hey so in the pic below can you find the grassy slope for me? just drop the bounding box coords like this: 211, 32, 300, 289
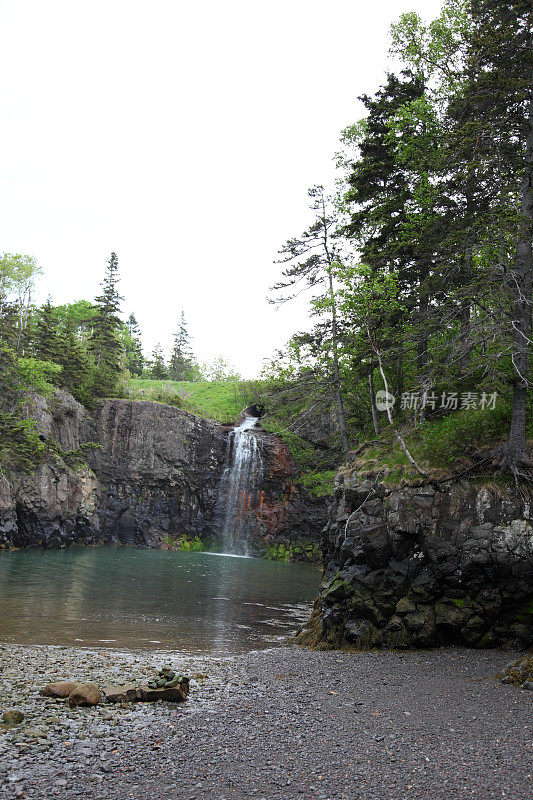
352, 404, 533, 485
127, 378, 254, 424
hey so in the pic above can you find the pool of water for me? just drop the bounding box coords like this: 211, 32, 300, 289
0, 547, 320, 654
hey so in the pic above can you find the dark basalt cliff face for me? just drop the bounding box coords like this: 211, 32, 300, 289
0, 392, 325, 556
297, 469, 533, 649
0, 393, 99, 549
93, 398, 227, 546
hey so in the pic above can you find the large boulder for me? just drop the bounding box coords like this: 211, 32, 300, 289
102, 679, 189, 703
68, 683, 101, 707
41, 681, 79, 698
2, 709, 24, 726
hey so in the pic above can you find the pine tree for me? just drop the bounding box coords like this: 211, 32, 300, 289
270, 186, 351, 459
90, 252, 124, 397
169, 311, 195, 381
341, 72, 429, 404
450, 0, 532, 476
124, 313, 144, 376
150, 343, 168, 379
34, 298, 64, 376
60, 318, 92, 402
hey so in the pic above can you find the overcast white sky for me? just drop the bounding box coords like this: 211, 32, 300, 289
0, 0, 443, 378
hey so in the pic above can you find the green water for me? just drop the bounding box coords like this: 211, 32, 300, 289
0, 547, 319, 654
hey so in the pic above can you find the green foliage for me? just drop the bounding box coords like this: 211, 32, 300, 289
54, 299, 97, 336
163, 534, 205, 551
123, 314, 144, 376
169, 311, 196, 381
200, 356, 242, 382
260, 420, 332, 471
180, 536, 205, 552
149, 385, 184, 408
0, 253, 41, 311
298, 470, 336, 498
354, 404, 521, 480
0, 415, 46, 473
262, 540, 321, 564
90, 252, 124, 398
17, 357, 62, 396
0, 346, 81, 474
149, 343, 168, 379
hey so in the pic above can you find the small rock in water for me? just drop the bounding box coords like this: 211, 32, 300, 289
2, 709, 24, 726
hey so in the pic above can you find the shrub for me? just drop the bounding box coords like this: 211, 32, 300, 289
415, 405, 511, 468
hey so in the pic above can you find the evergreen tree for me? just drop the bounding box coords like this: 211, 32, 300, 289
123, 313, 144, 376
449, 0, 532, 475
150, 343, 168, 379
169, 311, 195, 381
60, 318, 92, 403
270, 186, 351, 458
390, 0, 532, 476
90, 252, 124, 397
34, 298, 64, 374
341, 72, 431, 405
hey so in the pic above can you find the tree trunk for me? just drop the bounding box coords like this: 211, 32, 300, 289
395, 342, 404, 402
459, 297, 471, 376
328, 272, 351, 460
369, 369, 380, 435
503, 77, 533, 473
417, 292, 429, 423
366, 324, 427, 478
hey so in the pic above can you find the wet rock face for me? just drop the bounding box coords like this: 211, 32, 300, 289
245, 431, 327, 560
298, 472, 533, 649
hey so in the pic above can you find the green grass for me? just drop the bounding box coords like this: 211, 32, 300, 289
126, 379, 258, 424
299, 470, 337, 497
353, 403, 529, 481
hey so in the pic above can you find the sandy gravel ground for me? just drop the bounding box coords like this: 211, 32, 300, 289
0, 643, 531, 800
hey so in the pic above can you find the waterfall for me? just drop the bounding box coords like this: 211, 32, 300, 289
217, 415, 263, 556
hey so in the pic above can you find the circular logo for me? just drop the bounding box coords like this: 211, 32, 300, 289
375, 390, 395, 411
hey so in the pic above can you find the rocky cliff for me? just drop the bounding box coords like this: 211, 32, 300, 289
0, 392, 325, 557
93, 398, 227, 546
297, 469, 533, 649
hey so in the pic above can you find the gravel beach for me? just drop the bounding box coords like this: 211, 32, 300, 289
0, 643, 531, 800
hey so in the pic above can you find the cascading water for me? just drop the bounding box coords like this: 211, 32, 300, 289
216, 415, 263, 556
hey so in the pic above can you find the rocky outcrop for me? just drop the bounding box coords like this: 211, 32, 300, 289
297, 470, 533, 649
0, 392, 325, 556
0, 392, 99, 549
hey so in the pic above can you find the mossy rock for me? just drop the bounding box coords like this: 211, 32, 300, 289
322, 579, 353, 601
498, 655, 533, 687
2, 709, 24, 726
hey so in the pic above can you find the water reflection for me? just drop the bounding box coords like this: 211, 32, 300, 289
0, 547, 319, 654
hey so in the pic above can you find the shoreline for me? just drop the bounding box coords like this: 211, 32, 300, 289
1, 641, 531, 799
